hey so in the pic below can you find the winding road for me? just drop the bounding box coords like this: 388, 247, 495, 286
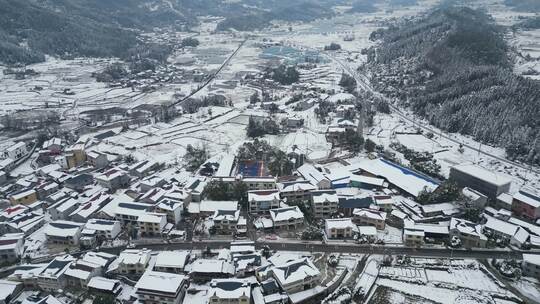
327, 52, 540, 176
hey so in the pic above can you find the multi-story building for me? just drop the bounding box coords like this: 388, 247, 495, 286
212, 210, 240, 234
403, 229, 424, 247
269, 207, 304, 230
135, 271, 188, 304
113, 202, 152, 224
277, 180, 316, 203
86, 151, 109, 169
115, 249, 151, 275
9, 189, 38, 206
37, 255, 75, 292
324, 218, 356, 239
96, 168, 130, 191
512, 188, 540, 221
84, 219, 121, 240
44, 221, 84, 245
0, 233, 24, 262
311, 190, 339, 219
208, 279, 251, 304
449, 164, 512, 199
352, 208, 387, 230
248, 190, 280, 214
153, 251, 190, 274
154, 199, 183, 225
137, 212, 167, 237
64, 259, 102, 288
4, 142, 27, 160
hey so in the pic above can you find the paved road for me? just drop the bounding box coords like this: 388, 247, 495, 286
327, 53, 540, 176
126, 240, 527, 260
169, 38, 247, 108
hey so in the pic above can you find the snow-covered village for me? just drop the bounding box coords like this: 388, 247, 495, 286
1, 0, 540, 304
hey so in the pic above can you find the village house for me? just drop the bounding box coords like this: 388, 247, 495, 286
135, 271, 189, 304
189, 259, 235, 283
115, 249, 152, 275
154, 199, 184, 225
153, 251, 191, 274
277, 180, 316, 203
64, 174, 94, 192
9, 189, 38, 206
129, 160, 160, 178
338, 196, 374, 217
84, 219, 121, 240
248, 189, 281, 214
213, 209, 241, 234
270, 258, 320, 293
44, 220, 84, 245
324, 218, 356, 239
0, 233, 24, 263
35, 181, 59, 200
296, 163, 331, 189
208, 279, 251, 304
449, 217, 487, 248
88, 276, 123, 296
64, 259, 102, 288
70, 192, 113, 223
5, 212, 45, 236
86, 151, 109, 169
269, 206, 304, 230
403, 228, 425, 247
36, 255, 75, 292
352, 208, 387, 230
96, 168, 130, 191
137, 212, 167, 237
4, 142, 27, 161
47, 197, 79, 220
512, 188, 540, 221
113, 201, 152, 224
311, 190, 339, 219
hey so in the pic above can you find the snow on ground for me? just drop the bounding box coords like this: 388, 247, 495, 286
510, 277, 540, 301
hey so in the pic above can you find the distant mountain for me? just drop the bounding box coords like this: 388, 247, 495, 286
215, 1, 335, 31
367, 7, 540, 165
504, 0, 540, 12
0, 0, 191, 65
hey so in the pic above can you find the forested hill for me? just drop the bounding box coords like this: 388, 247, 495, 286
0, 0, 191, 65
367, 7, 540, 166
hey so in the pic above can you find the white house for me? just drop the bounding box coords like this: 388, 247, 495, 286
311, 190, 339, 219
269, 206, 304, 230
84, 219, 121, 240
37, 255, 75, 292
271, 258, 320, 293
135, 271, 188, 304
5, 142, 27, 160
248, 190, 281, 214
44, 221, 84, 245
208, 279, 251, 304
153, 251, 191, 274
137, 212, 167, 236
114, 249, 152, 275
324, 218, 356, 239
